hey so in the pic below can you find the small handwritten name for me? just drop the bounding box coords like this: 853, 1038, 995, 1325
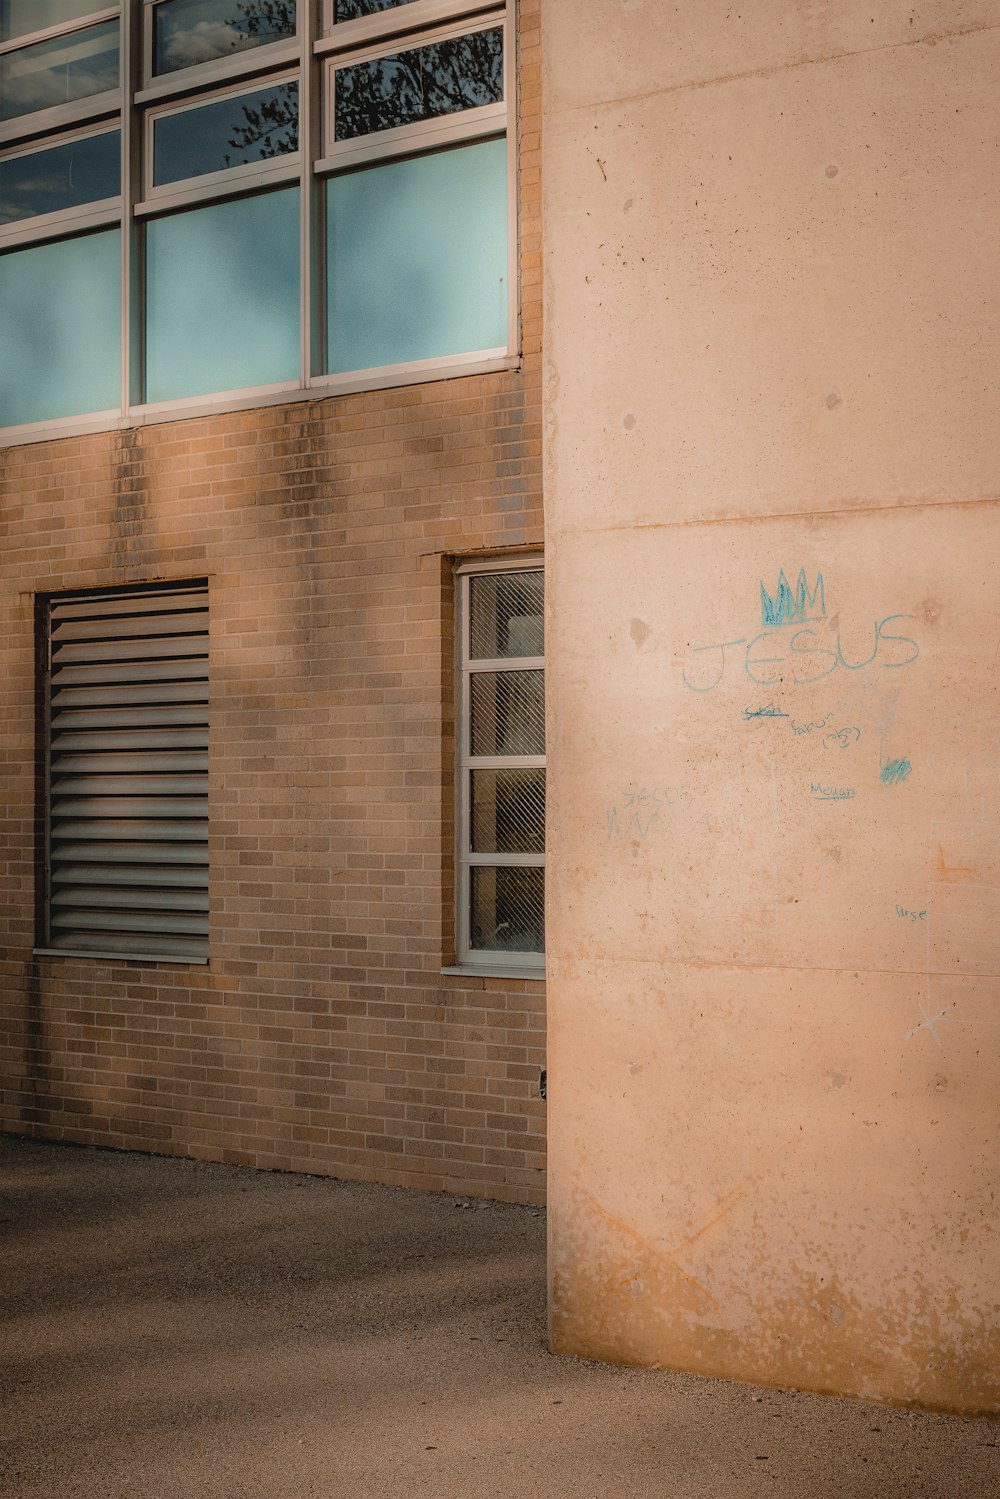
823, 725, 861, 750
791, 714, 831, 736
743, 703, 789, 720
896, 905, 927, 922
605, 784, 695, 842
617, 785, 693, 810
811, 783, 856, 802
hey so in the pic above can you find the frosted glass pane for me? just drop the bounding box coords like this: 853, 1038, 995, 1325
0, 229, 120, 427
145, 188, 299, 403
326, 138, 507, 374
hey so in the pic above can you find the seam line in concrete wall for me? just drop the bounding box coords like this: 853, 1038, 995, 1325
551, 494, 1000, 539
543, 21, 1000, 119
555, 957, 1000, 982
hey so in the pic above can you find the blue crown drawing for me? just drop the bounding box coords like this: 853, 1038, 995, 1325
759, 569, 826, 627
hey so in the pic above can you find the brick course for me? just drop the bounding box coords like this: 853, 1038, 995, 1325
0, 2, 545, 1206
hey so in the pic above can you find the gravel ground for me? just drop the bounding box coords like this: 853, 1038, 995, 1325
1, 1135, 996, 1499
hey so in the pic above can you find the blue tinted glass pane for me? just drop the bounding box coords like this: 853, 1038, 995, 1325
152, 82, 297, 185
334, 0, 417, 18
326, 138, 507, 374
0, 20, 118, 122
0, 131, 119, 224
0, 229, 120, 427
153, 0, 296, 76
145, 188, 299, 403
335, 28, 502, 141
0, 1, 105, 43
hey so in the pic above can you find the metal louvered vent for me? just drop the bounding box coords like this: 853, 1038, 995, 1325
45, 583, 209, 963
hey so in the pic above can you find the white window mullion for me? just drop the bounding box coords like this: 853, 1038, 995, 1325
121, 0, 139, 411
300, 0, 321, 383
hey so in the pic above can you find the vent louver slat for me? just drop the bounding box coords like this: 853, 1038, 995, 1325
47, 583, 209, 961
53, 775, 208, 795
53, 656, 208, 686
51, 746, 208, 767
52, 682, 208, 709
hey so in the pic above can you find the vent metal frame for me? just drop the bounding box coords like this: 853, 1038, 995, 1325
36, 577, 210, 966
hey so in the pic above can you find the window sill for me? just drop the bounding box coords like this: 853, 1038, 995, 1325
33, 948, 208, 967
0, 355, 521, 450
441, 962, 545, 982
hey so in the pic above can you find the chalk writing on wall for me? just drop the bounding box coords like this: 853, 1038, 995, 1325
810, 783, 855, 802
881, 757, 913, 784
682, 570, 920, 692
823, 726, 861, 750
742, 707, 865, 749
791, 715, 832, 736
605, 784, 696, 842
743, 703, 788, 720
760, 569, 826, 628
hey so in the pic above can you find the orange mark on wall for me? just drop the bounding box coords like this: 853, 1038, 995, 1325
934, 845, 975, 883
570, 1175, 731, 1329
667, 1134, 799, 1257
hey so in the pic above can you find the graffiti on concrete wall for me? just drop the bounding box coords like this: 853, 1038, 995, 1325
682, 569, 920, 694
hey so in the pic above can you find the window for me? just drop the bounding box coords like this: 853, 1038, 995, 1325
456, 559, 544, 972
40, 581, 209, 963
0, 2, 123, 426
0, 0, 515, 440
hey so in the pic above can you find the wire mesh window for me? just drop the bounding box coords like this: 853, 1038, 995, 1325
42, 580, 209, 963
457, 559, 543, 967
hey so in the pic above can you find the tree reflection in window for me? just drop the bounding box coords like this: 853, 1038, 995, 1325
227, 81, 297, 161
334, 27, 502, 142
153, 0, 296, 76
153, 81, 297, 184
334, 0, 418, 17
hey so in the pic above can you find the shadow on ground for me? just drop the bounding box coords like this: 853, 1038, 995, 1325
1, 1135, 996, 1499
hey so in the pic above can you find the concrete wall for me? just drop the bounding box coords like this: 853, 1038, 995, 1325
0, 3, 546, 1206
543, 1, 1000, 1409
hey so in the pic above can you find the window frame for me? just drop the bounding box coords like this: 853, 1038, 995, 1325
0, 6, 122, 148
0, 3, 119, 47
315, 4, 515, 385
450, 554, 545, 980
140, 0, 301, 93
0, 118, 121, 243
321, 12, 506, 167
0, 0, 518, 446
142, 66, 301, 201
319, 0, 498, 49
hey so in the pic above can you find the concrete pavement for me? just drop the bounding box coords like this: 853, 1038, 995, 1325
1, 1135, 996, 1498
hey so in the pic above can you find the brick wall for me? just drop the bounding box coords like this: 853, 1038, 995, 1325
0, 3, 545, 1206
